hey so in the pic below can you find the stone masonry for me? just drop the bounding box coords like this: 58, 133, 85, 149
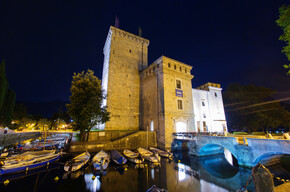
140, 56, 195, 149
101, 26, 149, 130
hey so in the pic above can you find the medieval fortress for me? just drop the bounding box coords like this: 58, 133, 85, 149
101, 26, 227, 148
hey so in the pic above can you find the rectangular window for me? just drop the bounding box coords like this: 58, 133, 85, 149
177, 100, 183, 110
176, 80, 181, 89
203, 121, 207, 132
197, 121, 201, 132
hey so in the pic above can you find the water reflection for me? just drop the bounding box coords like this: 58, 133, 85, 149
0, 152, 256, 192
200, 179, 229, 192
84, 173, 101, 192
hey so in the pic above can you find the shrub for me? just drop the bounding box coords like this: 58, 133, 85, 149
233, 132, 248, 135
251, 132, 265, 135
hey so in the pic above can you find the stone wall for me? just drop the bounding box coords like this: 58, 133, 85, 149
102, 26, 149, 131
88, 131, 137, 141
0, 132, 41, 147
70, 131, 157, 152
140, 56, 195, 149
162, 56, 195, 149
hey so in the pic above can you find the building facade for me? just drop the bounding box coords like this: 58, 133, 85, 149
192, 83, 227, 133
101, 26, 227, 148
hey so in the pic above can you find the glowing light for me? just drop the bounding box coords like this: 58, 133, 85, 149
176, 122, 187, 132
178, 163, 185, 181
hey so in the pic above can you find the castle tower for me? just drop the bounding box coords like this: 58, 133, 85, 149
140, 56, 195, 149
101, 26, 150, 130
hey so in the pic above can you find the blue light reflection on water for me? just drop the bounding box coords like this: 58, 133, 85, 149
0, 152, 254, 192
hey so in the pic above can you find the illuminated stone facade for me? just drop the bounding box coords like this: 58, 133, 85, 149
140, 56, 195, 148
101, 26, 227, 148
101, 26, 149, 130
192, 83, 227, 133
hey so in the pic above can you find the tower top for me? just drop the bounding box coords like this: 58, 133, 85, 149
104, 26, 150, 53
110, 26, 149, 45
196, 82, 222, 91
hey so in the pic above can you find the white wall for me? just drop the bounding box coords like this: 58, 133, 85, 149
192, 86, 227, 133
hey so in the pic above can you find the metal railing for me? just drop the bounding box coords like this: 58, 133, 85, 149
172, 132, 225, 140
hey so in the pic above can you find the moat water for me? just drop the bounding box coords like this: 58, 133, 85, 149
0, 151, 258, 192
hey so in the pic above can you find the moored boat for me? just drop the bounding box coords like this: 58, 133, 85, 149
92, 150, 110, 171
149, 147, 173, 158
123, 149, 143, 164
64, 152, 90, 172
138, 148, 160, 163
110, 150, 127, 165
0, 150, 60, 175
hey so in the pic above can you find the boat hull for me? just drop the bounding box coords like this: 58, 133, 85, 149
64, 152, 90, 172
111, 150, 127, 165
0, 154, 60, 176
92, 150, 110, 171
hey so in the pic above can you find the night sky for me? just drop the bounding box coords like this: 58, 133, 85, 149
1, 0, 290, 103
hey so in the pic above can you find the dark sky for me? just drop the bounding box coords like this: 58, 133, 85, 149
1, 0, 289, 103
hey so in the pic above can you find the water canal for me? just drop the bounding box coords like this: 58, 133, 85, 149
0, 150, 257, 192
1, 135, 290, 192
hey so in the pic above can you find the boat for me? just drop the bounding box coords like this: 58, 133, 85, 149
146, 185, 168, 192
110, 150, 127, 165
123, 149, 143, 164
64, 152, 90, 172
0, 150, 60, 175
149, 147, 173, 158
138, 148, 160, 163
0, 163, 60, 183
92, 150, 110, 171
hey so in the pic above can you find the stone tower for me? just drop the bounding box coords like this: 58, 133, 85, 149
140, 56, 195, 149
101, 26, 150, 130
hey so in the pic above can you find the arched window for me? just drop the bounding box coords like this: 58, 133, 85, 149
176, 122, 187, 132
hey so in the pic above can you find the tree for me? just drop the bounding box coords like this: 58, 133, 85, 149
66, 70, 110, 141
13, 103, 28, 120
276, 5, 290, 75
0, 60, 16, 126
51, 107, 71, 124
223, 83, 290, 133
16, 117, 36, 131
37, 118, 52, 131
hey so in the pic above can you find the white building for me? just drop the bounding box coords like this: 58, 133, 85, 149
192, 82, 227, 133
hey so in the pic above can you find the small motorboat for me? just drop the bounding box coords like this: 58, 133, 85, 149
92, 150, 110, 171
149, 147, 173, 158
64, 152, 90, 172
123, 149, 143, 164
0, 150, 60, 175
110, 150, 127, 165
138, 148, 160, 163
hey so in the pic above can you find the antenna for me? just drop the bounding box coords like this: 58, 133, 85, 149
115, 16, 119, 28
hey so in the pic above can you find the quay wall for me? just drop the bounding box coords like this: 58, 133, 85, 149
70, 131, 157, 152
0, 132, 41, 147
88, 131, 137, 141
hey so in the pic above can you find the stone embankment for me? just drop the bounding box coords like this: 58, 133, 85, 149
0, 132, 41, 147
70, 131, 157, 152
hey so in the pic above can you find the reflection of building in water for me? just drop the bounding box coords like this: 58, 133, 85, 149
166, 161, 201, 191
100, 168, 139, 191
101, 26, 227, 148
84, 173, 101, 192
200, 179, 229, 192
